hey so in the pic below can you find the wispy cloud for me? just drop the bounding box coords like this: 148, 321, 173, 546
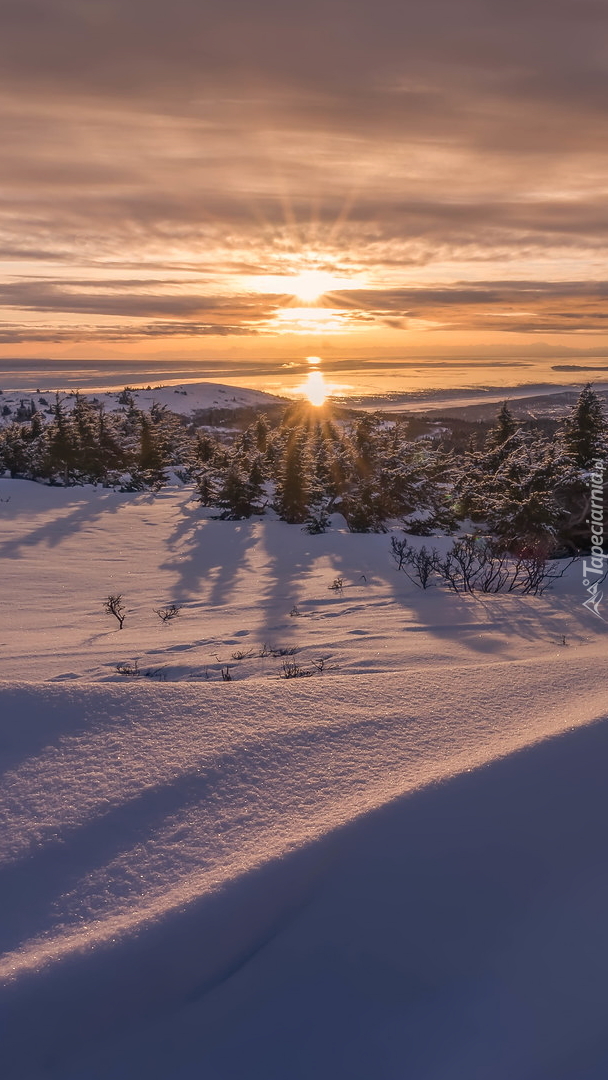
1, 0, 607, 358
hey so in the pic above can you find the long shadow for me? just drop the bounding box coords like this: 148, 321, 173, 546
254, 522, 491, 656
0, 710, 384, 957
0, 491, 126, 559
0, 762, 222, 957
0, 686, 131, 777
160, 507, 259, 607
251, 519, 313, 643
251, 517, 423, 644
350, 532, 603, 654
3, 718, 608, 1077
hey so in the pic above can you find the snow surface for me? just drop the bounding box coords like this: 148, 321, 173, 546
1, 477, 607, 1078
336, 381, 608, 414
0, 381, 283, 425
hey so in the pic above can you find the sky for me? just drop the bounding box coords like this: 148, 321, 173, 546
1, 0, 608, 390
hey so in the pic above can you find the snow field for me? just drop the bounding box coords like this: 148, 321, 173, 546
1, 475, 607, 1077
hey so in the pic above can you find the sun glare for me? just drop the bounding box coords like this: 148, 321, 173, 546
290, 270, 340, 303
301, 370, 328, 407
247, 269, 359, 304
275, 307, 346, 333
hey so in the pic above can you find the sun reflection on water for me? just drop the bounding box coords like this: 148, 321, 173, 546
302, 369, 328, 406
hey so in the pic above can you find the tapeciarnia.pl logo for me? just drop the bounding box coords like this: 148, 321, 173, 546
582, 459, 606, 620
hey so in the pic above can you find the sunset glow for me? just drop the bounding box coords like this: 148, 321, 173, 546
301, 369, 328, 406
275, 308, 349, 334
1, 4, 606, 1064
0, 0, 605, 390
289, 270, 348, 303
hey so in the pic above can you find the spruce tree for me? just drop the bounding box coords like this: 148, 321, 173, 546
275, 431, 311, 523
195, 432, 217, 465
560, 383, 608, 467
216, 459, 263, 519
136, 414, 166, 488
0, 423, 32, 477
46, 394, 77, 484
487, 402, 518, 449
254, 414, 269, 453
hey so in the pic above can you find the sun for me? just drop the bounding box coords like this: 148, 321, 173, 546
300, 370, 328, 406
247, 268, 358, 304
289, 270, 341, 303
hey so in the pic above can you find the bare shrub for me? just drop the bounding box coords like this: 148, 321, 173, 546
392, 534, 574, 596
390, 537, 436, 589
258, 643, 297, 658
104, 594, 126, 629
116, 659, 139, 676
311, 656, 332, 673
231, 647, 256, 660
221, 666, 233, 681
154, 604, 181, 623
280, 659, 313, 678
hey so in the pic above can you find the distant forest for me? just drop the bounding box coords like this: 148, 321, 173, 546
1, 384, 606, 555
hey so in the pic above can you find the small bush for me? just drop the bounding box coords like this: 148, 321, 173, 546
311, 656, 332, 673
280, 659, 313, 678
390, 538, 436, 589
154, 604, 181, 623
303, 509, 331, 534
104, 594, 126, 629
391, 534, 573, 596
259, 643, 298, 657
116, 659, 139, 676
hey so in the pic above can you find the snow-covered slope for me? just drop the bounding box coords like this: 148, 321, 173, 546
0, 381, 283, 426
1, 478, 607, 1078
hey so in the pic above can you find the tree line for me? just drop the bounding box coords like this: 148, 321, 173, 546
1, 384, 606, 554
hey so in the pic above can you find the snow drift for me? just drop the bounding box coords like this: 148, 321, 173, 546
1, 670, 608, 1078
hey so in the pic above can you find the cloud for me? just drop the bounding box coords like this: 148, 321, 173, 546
2, 278, 608, 339
0, 321, 259, 345
1, 0, 608, 354
329, 281, 608, 333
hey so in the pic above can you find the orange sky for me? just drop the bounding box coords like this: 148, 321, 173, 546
1, 0, 607, 379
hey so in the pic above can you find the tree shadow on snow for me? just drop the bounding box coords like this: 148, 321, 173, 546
160, 506, 260, 607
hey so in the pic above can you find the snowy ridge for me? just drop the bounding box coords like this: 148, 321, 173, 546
2, 479, 608, 1076
1, 675, 608, 1077
0, 380, 283, 426
1, 649, 606, 978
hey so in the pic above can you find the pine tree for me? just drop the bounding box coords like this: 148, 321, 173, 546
215, 458, 264, 519
72, 393, 102, 481
96, 405, 126, 482
46, 394, 77, 484
560, 384, 608, 467
275, 431, 312, 523
463, 431, 576, 549
135, 414, 166, 488
487, 401, 518, 449
195, 464, 220, 506
353, 414, 379, 473
0, 423, 33, 477
254, 414, 269, 453
194, 432, 218, 465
